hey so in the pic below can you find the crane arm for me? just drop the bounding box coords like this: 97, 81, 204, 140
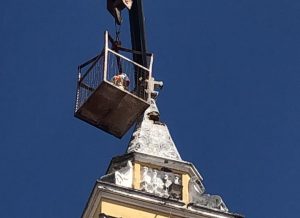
129, 0, 148, 98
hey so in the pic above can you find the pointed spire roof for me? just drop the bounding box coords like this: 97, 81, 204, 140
127, 99, 182, 161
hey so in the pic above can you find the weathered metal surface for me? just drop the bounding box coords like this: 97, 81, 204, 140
75, 81, 149, 138
127, 99, 182, 160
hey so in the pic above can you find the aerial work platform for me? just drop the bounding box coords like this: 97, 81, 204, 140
75, 31, 152, 138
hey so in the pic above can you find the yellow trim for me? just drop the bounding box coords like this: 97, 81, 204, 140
182, 174, 190, 205
133, 162, 141, 189
100, 198, 182, 218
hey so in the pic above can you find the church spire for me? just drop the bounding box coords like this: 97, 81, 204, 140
127, 99, 182, 161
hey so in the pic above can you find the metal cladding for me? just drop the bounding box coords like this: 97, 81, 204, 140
127, 99, 182, 161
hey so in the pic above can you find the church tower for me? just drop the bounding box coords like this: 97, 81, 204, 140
75, 1, 243, 218
81, 100, 243, 218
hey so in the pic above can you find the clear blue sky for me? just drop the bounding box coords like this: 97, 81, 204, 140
1, 1, 299, 217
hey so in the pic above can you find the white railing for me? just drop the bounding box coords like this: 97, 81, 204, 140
75, 31, 153, 112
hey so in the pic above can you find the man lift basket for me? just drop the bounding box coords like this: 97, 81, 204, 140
74, 31, 152, 138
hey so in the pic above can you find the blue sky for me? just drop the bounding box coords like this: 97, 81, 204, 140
1, 0, 300, 217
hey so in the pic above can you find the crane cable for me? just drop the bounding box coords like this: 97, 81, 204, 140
115, 21, 121, 44
114, 21, 123, 74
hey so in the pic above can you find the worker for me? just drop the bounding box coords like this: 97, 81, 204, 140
112, 72, 130, 90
